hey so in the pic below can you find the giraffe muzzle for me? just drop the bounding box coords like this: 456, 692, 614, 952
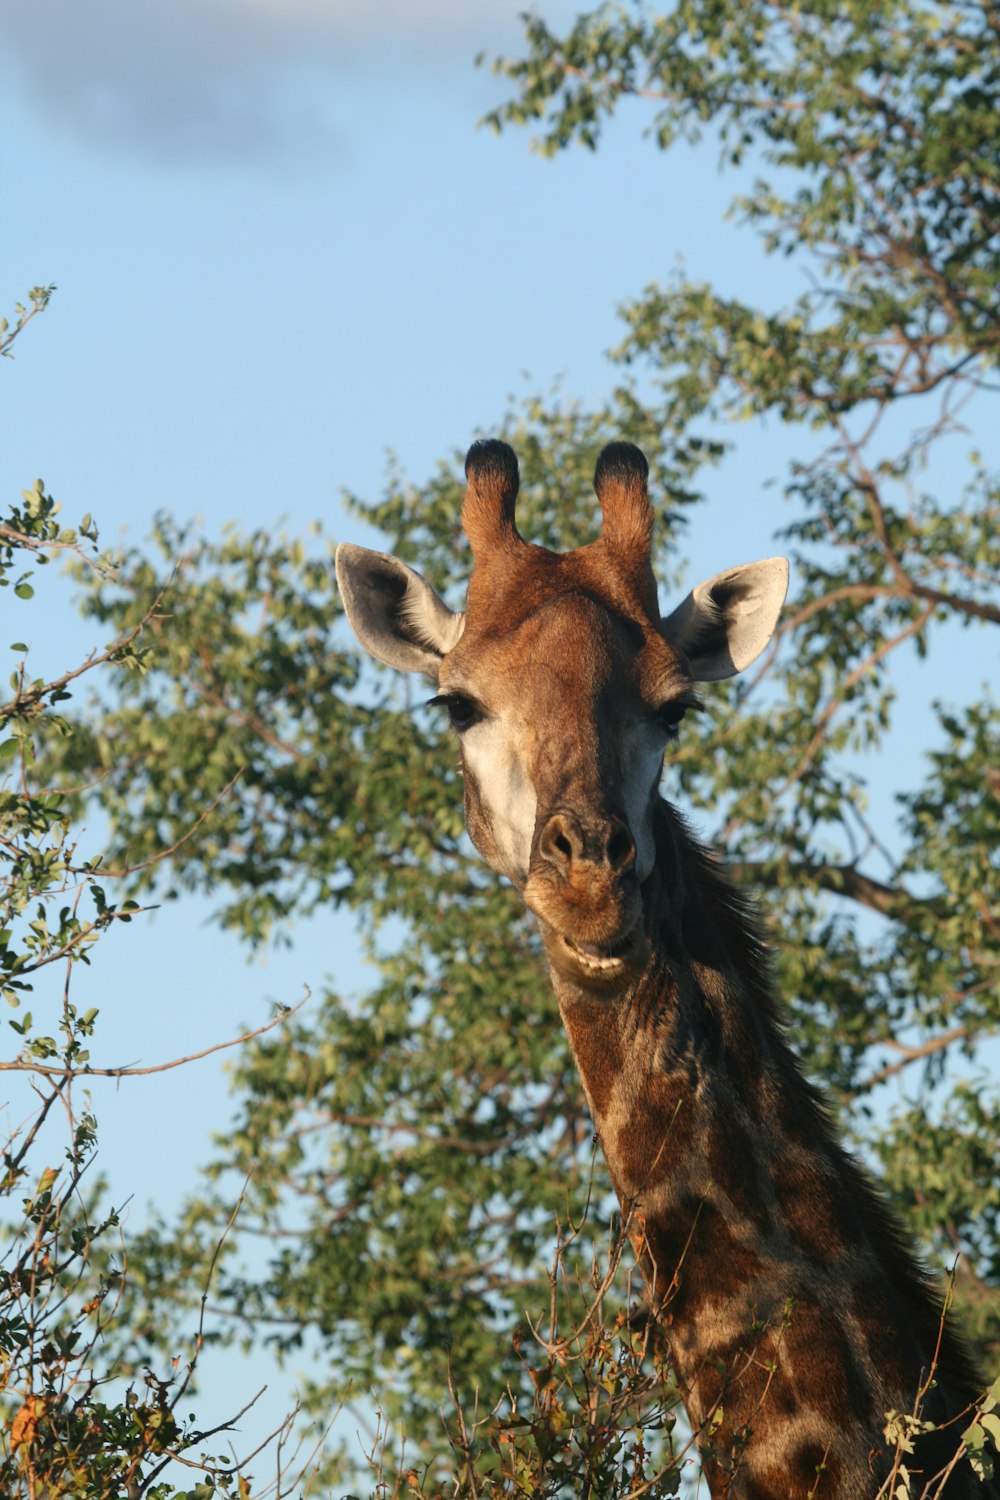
524, 808, 648, 991
541, 917, 649, 993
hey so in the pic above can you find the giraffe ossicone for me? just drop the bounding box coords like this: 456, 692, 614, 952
336, 439, 990, 1499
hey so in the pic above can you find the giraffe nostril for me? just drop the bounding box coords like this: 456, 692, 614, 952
606, 822, 636, 872
538, 811, 585, 873
539, 810, 635, 875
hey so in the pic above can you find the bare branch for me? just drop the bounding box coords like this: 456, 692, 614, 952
782, 603, 936, 788
67, 770, 245, 880
856, 1025, 974, 1093
0, 996, 305, 1080
726, 859, 944, 923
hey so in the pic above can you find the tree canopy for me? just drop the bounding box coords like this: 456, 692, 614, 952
8, 0, 1000, 1490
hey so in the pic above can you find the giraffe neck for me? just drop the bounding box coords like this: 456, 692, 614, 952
549, 802, 983, 1499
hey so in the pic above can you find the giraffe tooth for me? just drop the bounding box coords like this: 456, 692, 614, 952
562, 935, 626, 970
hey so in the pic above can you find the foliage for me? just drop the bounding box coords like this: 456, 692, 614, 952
21, 0, 1000, 1488
0, 302, 321, 1497
45, 399, 702, 1457
351, 1217, 685, 1500
965, 1373, 1000, 1486
485, 0, 1000, 1349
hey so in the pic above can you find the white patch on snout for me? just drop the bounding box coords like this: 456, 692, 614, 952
460, 717, 537, 884
618, 724, 667, 882
461, 713, 664, 888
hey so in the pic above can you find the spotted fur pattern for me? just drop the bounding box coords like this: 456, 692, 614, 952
556, 803, 989, 1498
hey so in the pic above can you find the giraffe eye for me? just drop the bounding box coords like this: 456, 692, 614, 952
655, 703, 686, 740
428, 693, 483, 733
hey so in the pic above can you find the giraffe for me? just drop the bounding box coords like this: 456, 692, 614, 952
336, 439, 990, 1498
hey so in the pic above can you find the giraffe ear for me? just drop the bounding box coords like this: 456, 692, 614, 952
661, 557, 789, 682
336, 543, 465, 680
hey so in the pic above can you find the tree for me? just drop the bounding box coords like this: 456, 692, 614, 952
482, 0, 1000, 1343
0, 294, 322, 1499
38, 0, 1000, 1486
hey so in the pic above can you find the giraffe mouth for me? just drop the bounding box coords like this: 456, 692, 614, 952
525, 882, 647, 990
561, 932, 635, 972
545, 920, 648, 991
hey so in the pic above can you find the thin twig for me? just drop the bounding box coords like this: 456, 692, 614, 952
1, 579, 174, 722
0, 996, 305, 1079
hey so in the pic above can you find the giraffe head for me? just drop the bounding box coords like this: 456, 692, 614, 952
336, 440, 787, 994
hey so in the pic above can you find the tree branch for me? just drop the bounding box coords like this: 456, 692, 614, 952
782, 603, 936, 787
0, 997, 305, 1080
726, 859, 944, 923
855, 1025, 971, 1092
1, 581, 173, 722
0, 521, 112, 579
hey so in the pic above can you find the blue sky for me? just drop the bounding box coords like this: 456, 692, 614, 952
3, 0, 995, 1480
4, 0, 800, 556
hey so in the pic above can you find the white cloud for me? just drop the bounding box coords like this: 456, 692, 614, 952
207, 0, 514, 30
2, 0, 534, 162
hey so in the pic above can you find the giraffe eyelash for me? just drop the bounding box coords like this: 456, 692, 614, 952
655, 692, 702, 739
428, 692, 484, 733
